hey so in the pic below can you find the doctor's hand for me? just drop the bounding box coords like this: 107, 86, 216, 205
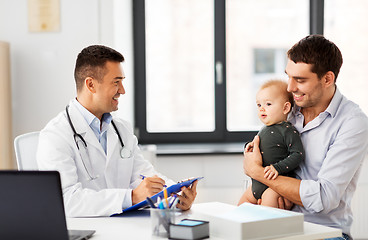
132, 175, 165, 205
176, 180, 198, 211
243, 135, 263, 179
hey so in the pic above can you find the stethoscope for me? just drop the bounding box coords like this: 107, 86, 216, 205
65, 105, 132, 180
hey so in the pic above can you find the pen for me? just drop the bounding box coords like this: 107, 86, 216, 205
146, 197, 156, 208
163, 188, 169, 208
170, 197, 180, 209
169, 195, 178, 208
158, 201, 165, 209
140, 174, 167, 187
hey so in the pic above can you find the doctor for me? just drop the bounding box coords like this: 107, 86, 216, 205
37, 45, 198, 217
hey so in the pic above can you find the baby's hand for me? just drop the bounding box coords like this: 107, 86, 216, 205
264, 165, 279, 180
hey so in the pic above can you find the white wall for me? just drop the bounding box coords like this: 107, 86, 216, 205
154, 154, 247, 206
0, 0, 134, 161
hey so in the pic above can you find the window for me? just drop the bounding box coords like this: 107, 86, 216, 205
324, 0, 368, 115
133, 0, 312, 144
254, 49, 278, 74
226, 0, 308, 132
145, 0, 215, 133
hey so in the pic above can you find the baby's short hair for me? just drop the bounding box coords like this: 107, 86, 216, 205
259, 80, 294, 108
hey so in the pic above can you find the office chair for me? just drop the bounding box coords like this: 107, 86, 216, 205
14, 131, 40, 170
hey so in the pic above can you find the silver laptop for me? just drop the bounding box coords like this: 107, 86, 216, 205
0, 170, 95, 240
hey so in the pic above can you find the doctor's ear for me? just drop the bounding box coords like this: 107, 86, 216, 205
85, 77, 97, 93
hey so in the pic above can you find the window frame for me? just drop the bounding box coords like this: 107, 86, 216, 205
133, 0, 323, 144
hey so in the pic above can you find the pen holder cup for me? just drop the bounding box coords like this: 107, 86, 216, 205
150, 208, 181, 238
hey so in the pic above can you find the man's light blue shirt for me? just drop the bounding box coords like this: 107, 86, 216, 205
72, 99, 112, 154
288, 88, 368, 236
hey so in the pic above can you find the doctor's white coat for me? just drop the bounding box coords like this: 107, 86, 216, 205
37, 100, 174, 217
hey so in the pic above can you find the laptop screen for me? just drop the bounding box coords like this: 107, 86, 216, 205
0, 171, 70, 240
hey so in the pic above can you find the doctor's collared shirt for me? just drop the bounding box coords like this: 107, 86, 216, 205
288, 88, 368, 236
72, 99, 134, 209
72, 99, 112, 154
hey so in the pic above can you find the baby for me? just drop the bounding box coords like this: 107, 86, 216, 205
238, 80, 304, 207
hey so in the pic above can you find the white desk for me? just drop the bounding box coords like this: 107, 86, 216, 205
67, 204, 342, 240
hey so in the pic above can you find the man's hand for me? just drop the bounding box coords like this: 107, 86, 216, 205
257, 196, 294, 210
244, 141, 254, 152
264, 165, 279, 180
243, 135, 263, 178
176, 180, 198, 211
132, 175, 165, 205
277, 196, 294, 210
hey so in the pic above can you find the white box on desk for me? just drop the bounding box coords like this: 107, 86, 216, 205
190, 202, 304, 240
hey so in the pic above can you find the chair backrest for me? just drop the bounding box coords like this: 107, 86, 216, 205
14, 132, 40, 170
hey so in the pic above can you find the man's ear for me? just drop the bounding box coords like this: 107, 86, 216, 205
85, 77, 96, 93
323, 71, 335, 87
283, 101, 292, 115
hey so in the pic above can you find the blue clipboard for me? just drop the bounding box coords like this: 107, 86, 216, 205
118, 177, 203, 214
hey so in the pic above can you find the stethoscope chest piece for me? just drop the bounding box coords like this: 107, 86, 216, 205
121, 147, 132, 158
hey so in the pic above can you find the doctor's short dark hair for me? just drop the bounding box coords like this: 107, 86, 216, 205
287, 35, 343, 82
74, 45, 124, 92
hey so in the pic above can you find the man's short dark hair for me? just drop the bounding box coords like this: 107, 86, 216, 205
74, 45, 124, 91
287, 35, 343, 81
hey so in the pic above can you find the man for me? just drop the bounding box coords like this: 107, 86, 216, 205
243, 35, 368, 239
37, 45, 197, 217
